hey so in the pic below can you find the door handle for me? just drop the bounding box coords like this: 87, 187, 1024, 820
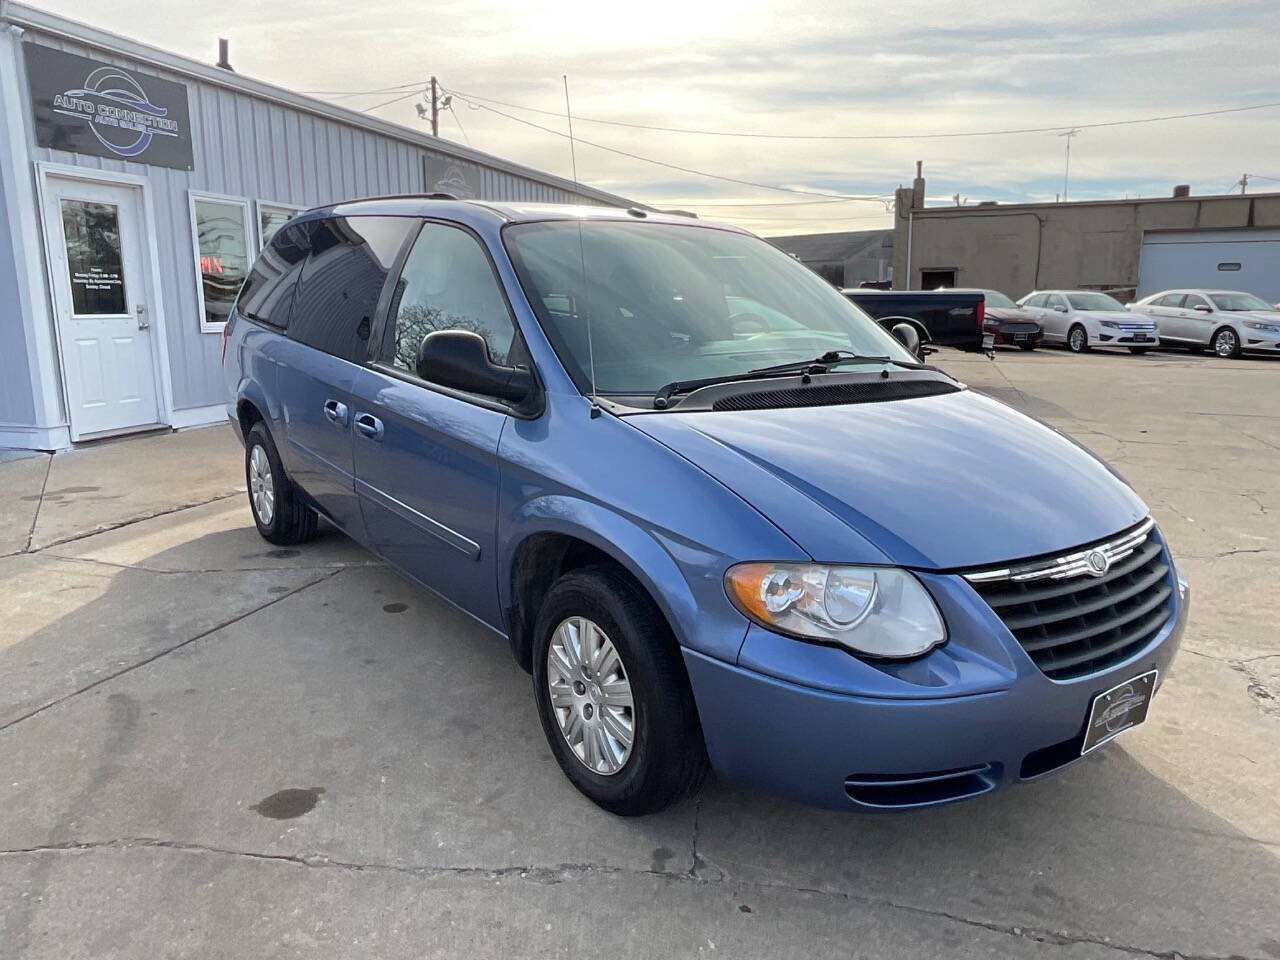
136, 303, 150, 330
354, 412, 384, 441
323, 399, 349, 426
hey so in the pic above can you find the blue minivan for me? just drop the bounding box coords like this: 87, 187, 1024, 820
224, 198, 1188, 815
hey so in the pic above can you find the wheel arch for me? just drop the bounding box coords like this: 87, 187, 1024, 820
501, 499, 707, 674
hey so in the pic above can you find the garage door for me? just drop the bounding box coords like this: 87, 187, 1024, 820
1137, 228, 1280, 303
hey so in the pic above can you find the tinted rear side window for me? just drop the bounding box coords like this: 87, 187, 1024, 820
288, 216, 416, 363
235, 222, 309, 329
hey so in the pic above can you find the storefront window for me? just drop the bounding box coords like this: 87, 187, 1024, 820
191, 196, 249, 331
258, 203, 300, 251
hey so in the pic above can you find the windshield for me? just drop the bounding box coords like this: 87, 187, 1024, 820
982, 290, 1017, 308
1066, 292, 1125, 311
1209, 291, 1275, 311
503, 220, 916, 397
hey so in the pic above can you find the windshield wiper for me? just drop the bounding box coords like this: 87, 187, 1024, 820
652, 351, 927, 409
748, 350, 923, 376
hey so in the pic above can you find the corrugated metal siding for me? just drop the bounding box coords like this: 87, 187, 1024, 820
0, 165, 38, 426
19, 33, 600, 413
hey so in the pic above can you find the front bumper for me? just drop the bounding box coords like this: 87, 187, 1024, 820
1242, 333, 1280, 353
684, 567, 1188, 811
1096, 330, 1159, 346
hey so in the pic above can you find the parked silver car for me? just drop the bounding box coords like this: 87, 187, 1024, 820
1017, 290, 1159, 354
1127, 289, 1280, 358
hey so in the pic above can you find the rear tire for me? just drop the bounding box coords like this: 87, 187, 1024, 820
532, 565, 708, 816
1212, 326, 1242, 359
245, 422, 317, 545
1067, 324, 1090, 353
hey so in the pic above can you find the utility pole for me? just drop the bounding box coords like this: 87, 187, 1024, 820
429, 76, 439, 137
1241, 172, 1249, 194
1058, 128, 1080, 201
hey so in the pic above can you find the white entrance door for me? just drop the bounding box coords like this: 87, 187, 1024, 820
44, 177, 161, 439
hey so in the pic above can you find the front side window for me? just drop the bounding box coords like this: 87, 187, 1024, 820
288, 216, 417, 363
191, 196, 250, 331
1209, 291, 1274, 311
503, 220, 915, 398
384, 223, 520, 376
1182, 294, 1209, 311
1066, 292, 1125, 311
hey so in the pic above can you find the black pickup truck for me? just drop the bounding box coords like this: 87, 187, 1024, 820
842, 289, 986, 350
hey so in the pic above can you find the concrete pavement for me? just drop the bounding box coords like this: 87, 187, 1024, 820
0, 352, 1277, 960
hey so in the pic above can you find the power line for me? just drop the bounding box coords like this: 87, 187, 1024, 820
302, 81, 423, 98
447, 104, 471, 146
451, 94, 891, 202
444, 85, 1280, 141
360, 89, 424, 113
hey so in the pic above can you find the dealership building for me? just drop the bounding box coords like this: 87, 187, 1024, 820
0, 3, 631, 450
890, 166, 1280, 302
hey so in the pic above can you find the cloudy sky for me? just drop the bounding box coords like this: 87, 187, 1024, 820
44, 0, 1280, 235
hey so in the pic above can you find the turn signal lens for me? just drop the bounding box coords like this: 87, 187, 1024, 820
725, 563, 946, 658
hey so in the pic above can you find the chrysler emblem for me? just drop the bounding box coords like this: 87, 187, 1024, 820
1086, 549, 1110, 576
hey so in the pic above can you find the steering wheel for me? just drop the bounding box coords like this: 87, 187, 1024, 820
732, 313, 770, 335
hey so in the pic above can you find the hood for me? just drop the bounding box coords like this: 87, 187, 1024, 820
1093, 311, 1153, 325
985, 306, 1037, 322
631, 390, 1147, 569
1233, 310, 1280, 325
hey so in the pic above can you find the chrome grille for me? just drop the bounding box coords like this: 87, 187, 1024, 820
964, 519, 1173, 681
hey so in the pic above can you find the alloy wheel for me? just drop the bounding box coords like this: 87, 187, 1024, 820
546, 616, 635, 775
248, 444, 275, 526
1069, 327, 1086, 352
1214, 329, 1238, 358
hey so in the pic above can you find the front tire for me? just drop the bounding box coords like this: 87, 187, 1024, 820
1212, 326, 1242, 359
1067, 324, 1090, 353
532, 565, 708, 816
244, 422, 317, 545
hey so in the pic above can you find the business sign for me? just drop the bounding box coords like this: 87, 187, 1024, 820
25, 43, 194, 171
424, 155, 479, 199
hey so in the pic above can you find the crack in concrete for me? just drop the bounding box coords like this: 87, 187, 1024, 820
0, 837, 1266, 960
41, 552, 383, 576
23, 491, 242, 555
0, 568, 343, 736
22, 454, 53, 554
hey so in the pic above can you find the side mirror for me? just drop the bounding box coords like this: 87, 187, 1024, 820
889, 322, 922, 357
416, 330, 533, 404
1193, 304, 1212, 313
1053, 304, 1068, 313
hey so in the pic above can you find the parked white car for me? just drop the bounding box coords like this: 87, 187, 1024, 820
1127, 289, 1280, 359
1016, 290, 1159, 354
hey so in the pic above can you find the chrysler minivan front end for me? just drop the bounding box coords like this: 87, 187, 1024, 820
227, 199, 1187, 816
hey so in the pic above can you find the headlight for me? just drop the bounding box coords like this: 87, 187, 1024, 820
1100, 320, 1120, 329
724, 563, 946, 658
1243, 320, 1280, 333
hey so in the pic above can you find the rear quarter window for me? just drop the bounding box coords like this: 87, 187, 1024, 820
235, 222, 309, 329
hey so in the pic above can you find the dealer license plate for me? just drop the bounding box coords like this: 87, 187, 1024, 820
1132, 334, 1150, 342
1081, 670, 1157, 755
